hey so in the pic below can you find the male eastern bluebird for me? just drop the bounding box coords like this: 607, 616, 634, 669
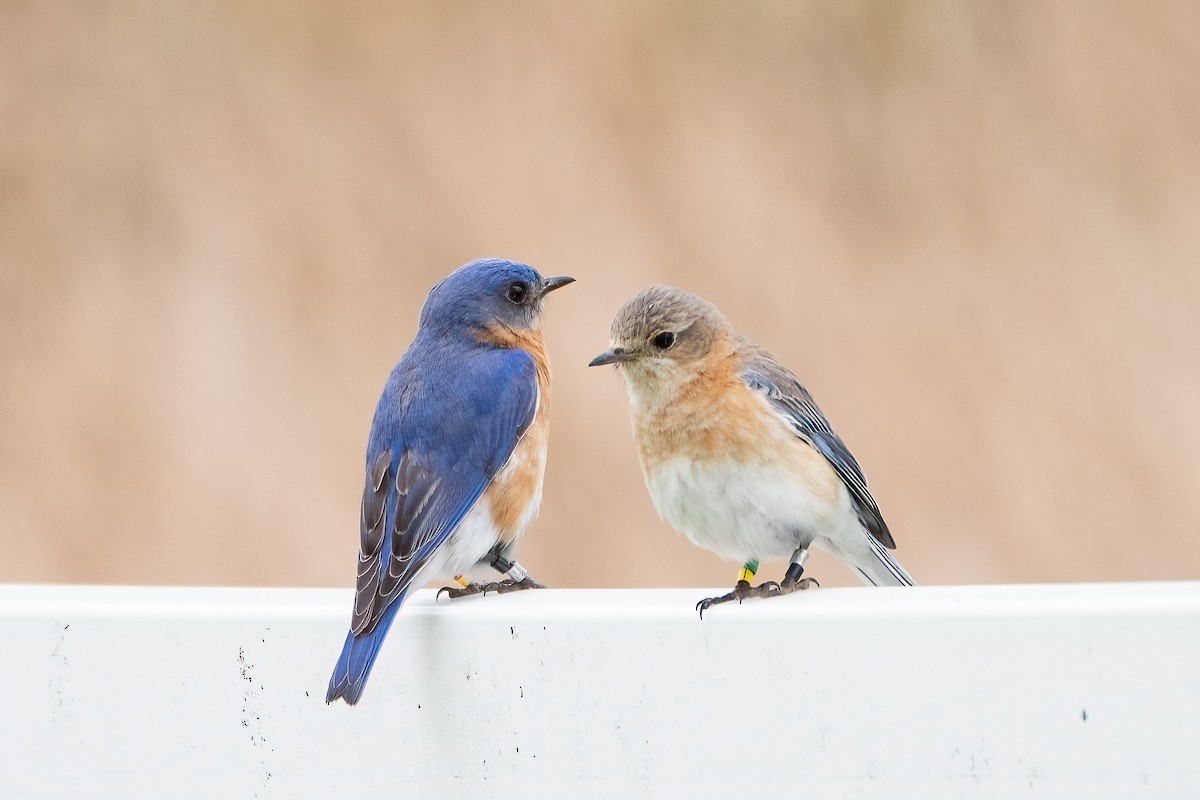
326, 258, 573, 705
589, 285, 914, 616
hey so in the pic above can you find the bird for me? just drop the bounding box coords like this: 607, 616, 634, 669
589, 285, 913, 616
326, 258, 573, 704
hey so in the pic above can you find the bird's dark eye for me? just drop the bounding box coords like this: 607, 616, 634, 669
506, 282, 529, 304
652, 331, 676, 349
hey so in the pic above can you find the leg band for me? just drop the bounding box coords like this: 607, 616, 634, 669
783, 548, 809, 584
489, 548, 514, 575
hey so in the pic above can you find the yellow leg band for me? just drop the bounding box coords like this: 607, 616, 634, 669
454, 575, 471, 588
737, 560, 760, 583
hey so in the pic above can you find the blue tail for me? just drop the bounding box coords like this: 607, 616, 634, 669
326, 589, 408, 705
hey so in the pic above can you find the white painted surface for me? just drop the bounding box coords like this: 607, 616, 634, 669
2, 582, 1198, 798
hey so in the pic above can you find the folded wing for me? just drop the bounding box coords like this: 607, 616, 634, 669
351, 347, 539, 636
739, 349, 895, 550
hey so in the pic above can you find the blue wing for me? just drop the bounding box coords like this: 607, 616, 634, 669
327, 342, 537, 704
739, 348, 895, 550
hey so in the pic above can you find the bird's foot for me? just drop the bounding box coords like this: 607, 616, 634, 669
437, 582, 478, 600
486, 576, 547, 594
782, 575, 820, 592
696, 576, 819, 618
695, 579, 777, 617
437, 576, 545, 600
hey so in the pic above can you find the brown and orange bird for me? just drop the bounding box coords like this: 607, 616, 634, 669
590, 285, 914, 615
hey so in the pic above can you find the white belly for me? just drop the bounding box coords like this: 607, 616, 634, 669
412, 453, 544, 587
424, 499, 506, 581
645, 458, 854, 562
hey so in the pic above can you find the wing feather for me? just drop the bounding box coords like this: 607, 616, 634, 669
350, 346, 538, 636
739, 348, 896, 549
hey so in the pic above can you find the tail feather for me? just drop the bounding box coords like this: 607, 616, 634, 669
326, 589, 407, 705
855, 538, 916, 587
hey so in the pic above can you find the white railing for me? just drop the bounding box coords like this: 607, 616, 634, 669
2, 581, 1197, 798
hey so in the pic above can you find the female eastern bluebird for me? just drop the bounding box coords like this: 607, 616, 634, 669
590, 285, 914, 616
327, 259, 573, 705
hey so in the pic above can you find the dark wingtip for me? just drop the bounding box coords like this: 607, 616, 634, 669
869, 516, 896, 550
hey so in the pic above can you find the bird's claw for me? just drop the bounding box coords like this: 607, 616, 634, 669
437, 576, 546, 601
696, 579, 752, 618
696, 575, 818, 618
782, 576, 820, 591
487, 576, 547, 594
436, 584, 469, 601
745, 580, 781, 601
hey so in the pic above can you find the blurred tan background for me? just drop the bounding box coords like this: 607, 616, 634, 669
3, 2, 1199, 590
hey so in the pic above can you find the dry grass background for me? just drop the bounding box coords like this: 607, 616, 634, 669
2, 2, 1199, 590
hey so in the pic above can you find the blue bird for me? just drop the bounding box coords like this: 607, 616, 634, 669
326, 258, 573, 705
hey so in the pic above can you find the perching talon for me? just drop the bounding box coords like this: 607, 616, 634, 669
438, 575, 545, 599
696, 579, 785, 618
696, 571, 820, 618
491, 575, 546, 594
782, 576, 819, 591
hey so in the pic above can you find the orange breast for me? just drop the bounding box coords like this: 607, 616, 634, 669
636, 373, 843, 506
636, 366, 764, 461
480, 326, 552, 541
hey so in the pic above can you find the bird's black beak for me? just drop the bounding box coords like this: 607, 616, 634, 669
588, 347, 633, 367
539, 275, 575, 297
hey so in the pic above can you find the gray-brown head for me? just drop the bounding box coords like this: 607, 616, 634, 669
589, 285, 737, 384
